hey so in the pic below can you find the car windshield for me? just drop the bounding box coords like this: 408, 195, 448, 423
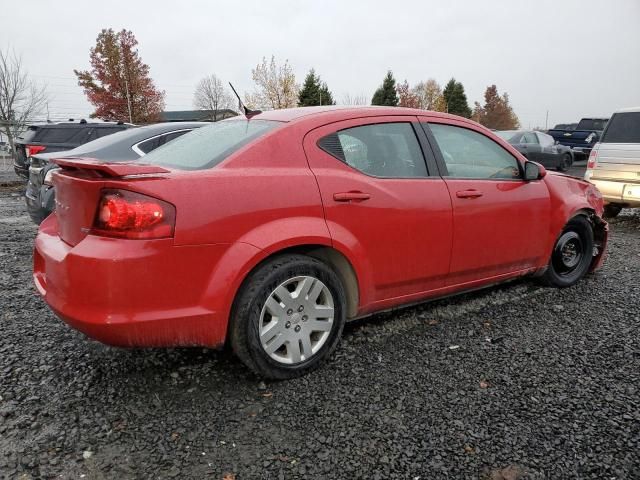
577, 119, 608, 131
494, 130, 521, 142
141, 119, 282, 170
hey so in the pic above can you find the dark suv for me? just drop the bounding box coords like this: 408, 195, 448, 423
13, 120, 132, 179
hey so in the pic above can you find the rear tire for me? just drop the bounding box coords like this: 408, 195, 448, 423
556, 153, 572, 172
540, 216, 594, 288
229, 254, 346, 379
603, 204, 622, 218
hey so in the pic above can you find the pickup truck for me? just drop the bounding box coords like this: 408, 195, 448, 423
547, 118, 609, 160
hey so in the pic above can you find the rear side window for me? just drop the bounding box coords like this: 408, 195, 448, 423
163, 130, 190, 143
601, 112, 640, 143
577, 119, 608, 131
136, 137, 161, 154
94, 127, 126, 138
428, 123, 521, 180
142, 120, 280, 170
37, 127, 89, 144
538, 132, 555, 147
318, 123, 428, 178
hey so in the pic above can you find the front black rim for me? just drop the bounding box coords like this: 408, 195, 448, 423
552, 231, 584, 276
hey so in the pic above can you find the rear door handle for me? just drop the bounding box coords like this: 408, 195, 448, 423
333, 191, 371, 202
456, 189, 484, 199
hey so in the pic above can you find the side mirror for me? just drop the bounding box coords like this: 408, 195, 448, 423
524, 161, 546, 181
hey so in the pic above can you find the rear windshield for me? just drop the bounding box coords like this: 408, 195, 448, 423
141, 119, 281, 170
601, 112, 640, 143
576, 119, 608, 131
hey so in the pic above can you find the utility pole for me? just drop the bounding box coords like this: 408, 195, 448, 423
124, 78, 133, 123
545, 110, 549, 130
319, 90, 322, 106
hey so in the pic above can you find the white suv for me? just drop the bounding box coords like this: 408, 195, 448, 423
584, 107, 640, 218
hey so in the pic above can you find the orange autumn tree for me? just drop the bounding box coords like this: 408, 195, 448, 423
396, 80, 421, 108
472, 85, 519, 130
75, 29, 165, 123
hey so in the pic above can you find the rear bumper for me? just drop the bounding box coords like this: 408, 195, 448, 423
33, 215, 237, 348
569, 146, 591, 157
13, 161, 29, 179
587, 177, 640, 207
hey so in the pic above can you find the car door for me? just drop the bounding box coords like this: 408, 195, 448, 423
303, 116, 453, 306
421, 118, 550, 286
536, 132, 561, 167
520, 131, 543, 162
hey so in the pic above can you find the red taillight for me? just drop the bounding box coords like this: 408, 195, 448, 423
587, 146, 598, 169
90, 189, 175, 239
26, 145, 46, 157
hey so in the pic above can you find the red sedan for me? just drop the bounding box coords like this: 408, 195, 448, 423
33, 107, 608, 379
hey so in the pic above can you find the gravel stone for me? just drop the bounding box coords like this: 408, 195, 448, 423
0, 183, 639, 479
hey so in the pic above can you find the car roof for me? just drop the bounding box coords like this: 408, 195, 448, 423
33, 122, 209, 161
614, 106, 640, 113
251, 105, 469, 124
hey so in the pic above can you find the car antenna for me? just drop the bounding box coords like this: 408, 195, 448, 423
229, 82, 262, 118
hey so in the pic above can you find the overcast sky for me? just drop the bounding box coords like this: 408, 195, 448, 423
2, 0, 639, 128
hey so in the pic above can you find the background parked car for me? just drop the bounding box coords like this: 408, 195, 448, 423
13, 120, 133, 179
548, 117, 609, 160
25, 122, 207, 224
495, 130, 574, 171
584, 107, 640, 218
552, 123, 578, 131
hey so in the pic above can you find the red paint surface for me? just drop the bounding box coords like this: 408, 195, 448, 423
34, 107, 608, 347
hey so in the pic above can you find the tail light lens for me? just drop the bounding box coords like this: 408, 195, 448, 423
587, 145, 599, 169
90, 189, 175, 239
26, 145, 46, 157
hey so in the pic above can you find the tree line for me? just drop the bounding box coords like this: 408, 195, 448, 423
1, 28, 520, 156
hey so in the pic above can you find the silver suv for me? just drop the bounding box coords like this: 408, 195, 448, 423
584, 107, 640, 218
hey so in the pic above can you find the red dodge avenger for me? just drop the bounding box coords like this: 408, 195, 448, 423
34, 106, 608, 379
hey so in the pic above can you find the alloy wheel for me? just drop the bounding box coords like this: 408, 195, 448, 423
259, 276, 335, 364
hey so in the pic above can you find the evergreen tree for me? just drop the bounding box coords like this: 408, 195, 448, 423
442, 78, 471, 118
318, 82, 335, 106
298, 69, 335, 106
371, 70, 398, 106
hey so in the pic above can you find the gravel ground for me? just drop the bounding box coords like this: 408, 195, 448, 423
0, 181, 639, 480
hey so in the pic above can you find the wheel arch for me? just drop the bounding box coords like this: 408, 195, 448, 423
553, 207, 608, 273
235, 244, 361, 320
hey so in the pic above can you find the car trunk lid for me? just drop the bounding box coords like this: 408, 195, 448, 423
52, 158, 170, 246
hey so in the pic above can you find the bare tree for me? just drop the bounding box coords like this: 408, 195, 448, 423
341, 93, 369, 105
0, 47, 47, 157
193, 74, 235, 121
413, 79, 446, 111
245, 56, 298, 110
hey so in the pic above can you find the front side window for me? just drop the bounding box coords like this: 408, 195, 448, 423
428, 123, 521, 180
318, 123, 428, 178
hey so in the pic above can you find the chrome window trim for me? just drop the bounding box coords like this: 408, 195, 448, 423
131, 129, 193, 157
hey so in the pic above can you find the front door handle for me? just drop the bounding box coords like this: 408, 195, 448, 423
456, 189, 484, 199
333, 191, 371, 202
